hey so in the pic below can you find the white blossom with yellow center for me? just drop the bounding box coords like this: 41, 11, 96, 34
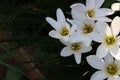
60, 40, 92, 64
46, 8, 76, 42
92, 16, 120, 60
68, 18, 105, 47
87, 54, 120, 80
70, 0, 113, 22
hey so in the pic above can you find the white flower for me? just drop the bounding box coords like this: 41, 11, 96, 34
93, 16, 120, 60
46, 8, 76, 42
71, 0, 113, 22
68, 18, 106, 47
111, 1, 120, 11
87, 54, 120, 80
60, 40, 92, 64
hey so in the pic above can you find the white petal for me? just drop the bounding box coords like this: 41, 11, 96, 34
109, 45, 120, 60
62, 36, 70, 42
117, 36, 120, 45
104, 53, 114, 64
93, 17, 112, 22
90, 32, 103, 42
60, 47, 73, 57
69, 25, 77, 35
71, 10, 85, 20
67, 19, 80, 25
70, 3, 85, 12
115, 60, 120, 68
59, 39, 68, 45
49, 30, 61, 39
82, 37, 92, 47
81, 45, 92, 53
86, 0, 95, 9
90, 71, 107, 80
105, 25, 112, 36
108, 77, 120, 80
74, 53, 81, 64
95, 21, 109, 33
96, 44, 108, 59
95, 8, 113, 17
87, 55, 104, 70
46, 17, 61, 31
111, 16, 120, 36
95, 0, 104, 9
57, 8, 66, 26
111, 3, 120, 11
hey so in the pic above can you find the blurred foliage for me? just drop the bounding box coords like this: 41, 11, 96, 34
0, 0, 119, 80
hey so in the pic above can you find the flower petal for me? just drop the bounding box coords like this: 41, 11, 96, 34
95, 8, 113, 17
86, 0, 95, 9
46, 17, 61, 31
108, 77, 120, 80
111, 3, 120, 11
111, 16, 120, 36
90, 71, 107, 80
82, 37, 92, 47
115, 60, 120, 68
70, 3, 85, 13
95, 21, 109, 33
60, 47, 73, 57
87, 55, 104, 70
90, 32, 103, 42
49, 30, 61, 39
96, 44, 108, 59
109, 45, 120, 60
95, 0, 104, 9
81, 45, 92, 53
117, 36, 120, 45
104, 53, 114, 64
105, 25, 112, 36
93, 17, 112, 22
74, 53, 81, 64
71, 10, 85, 21
57, 8, 66, 26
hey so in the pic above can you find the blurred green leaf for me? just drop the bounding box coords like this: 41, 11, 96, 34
0, 61, 29, 79
6, 69, 21, 80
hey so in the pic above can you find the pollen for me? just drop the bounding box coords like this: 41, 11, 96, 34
87, 9, 95, 18
71, 42, 81, 51
105, 36, 116, 46
60, 26, 69, 36
106, 63, 119, 76
83, 23, 93, 34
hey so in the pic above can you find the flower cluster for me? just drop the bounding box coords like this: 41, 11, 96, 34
46, 0, 120, 80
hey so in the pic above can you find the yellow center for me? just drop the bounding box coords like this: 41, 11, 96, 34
60, 26, 69, 36
71, 42, 81, 51
83, 23, 93, 34
87, 9, 95, 18
106, 63, 118, 76
105, 36, 116, 46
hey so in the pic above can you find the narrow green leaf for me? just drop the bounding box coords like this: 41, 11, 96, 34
6, 69, 21, 80
0, 54, 14, 60
0, 61, 30, 79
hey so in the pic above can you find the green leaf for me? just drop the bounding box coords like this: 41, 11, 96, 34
0, 54, 14, 60
6, 69, 21, 80
0, 61, 30, 79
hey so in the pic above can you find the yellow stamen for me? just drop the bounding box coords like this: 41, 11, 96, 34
87, 9, 95, 18
71, 42, 81, 51
60, 26, 69, 36
83, 23, 93, 34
